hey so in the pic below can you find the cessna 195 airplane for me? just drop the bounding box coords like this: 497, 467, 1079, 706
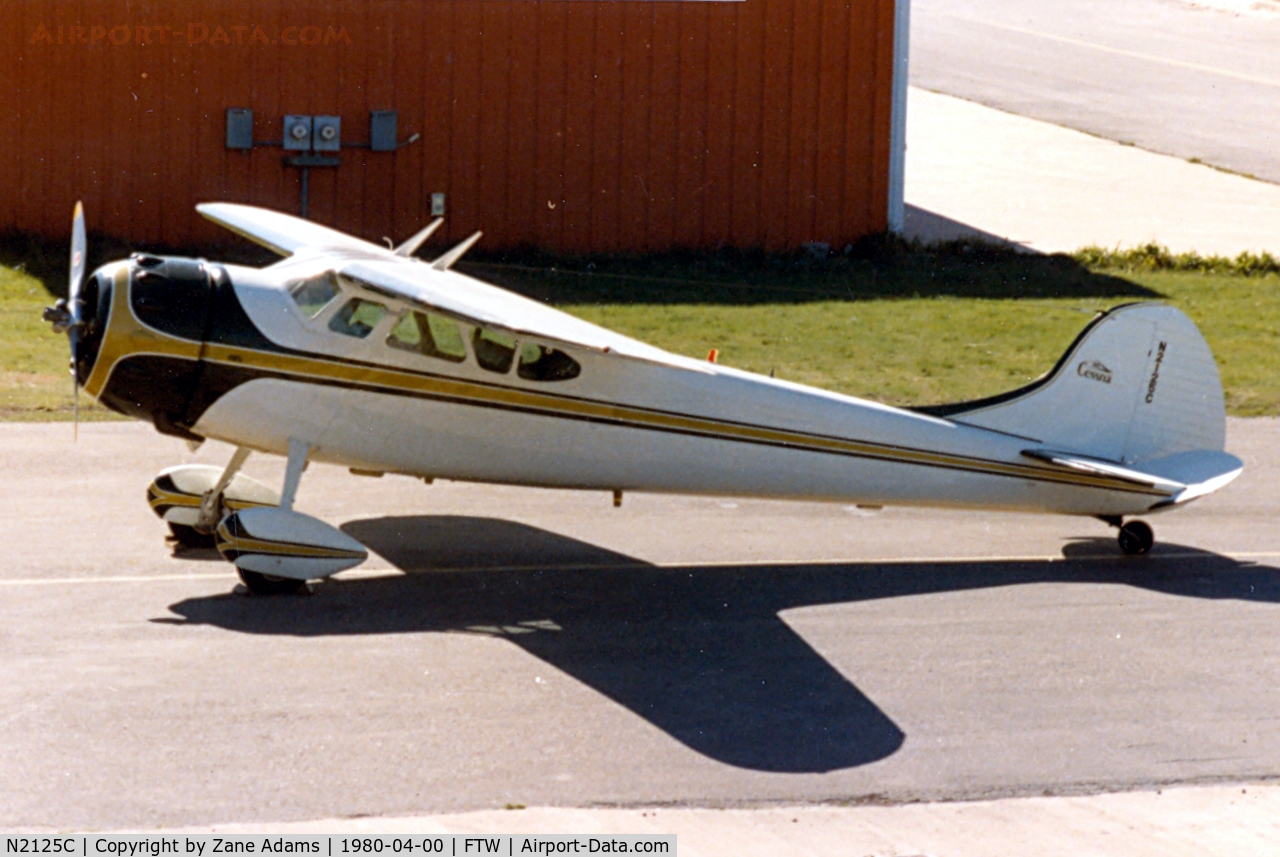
44, 202, 1242, 594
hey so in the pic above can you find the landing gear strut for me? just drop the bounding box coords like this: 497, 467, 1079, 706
196, 447, 253, 534
225, 438, 318, 597
1100, 516, 1155, 555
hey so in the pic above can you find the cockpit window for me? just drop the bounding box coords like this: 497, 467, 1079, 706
287, 271, 341, 318
473, 328, 517, 374
387, 310, 467, 363
329, 297, 388, 339
517, 343, 581, 382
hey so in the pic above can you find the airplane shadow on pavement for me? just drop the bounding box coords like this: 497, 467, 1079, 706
163, 515, 1280, 775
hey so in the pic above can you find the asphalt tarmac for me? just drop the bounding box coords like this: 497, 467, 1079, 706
911, 0, 1280, 183
3, 420, 1279, 831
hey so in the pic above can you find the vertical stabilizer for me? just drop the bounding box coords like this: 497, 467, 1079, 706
917, 305, 1226, 466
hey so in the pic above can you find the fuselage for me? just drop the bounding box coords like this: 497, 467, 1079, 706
78, 253, 1174, 518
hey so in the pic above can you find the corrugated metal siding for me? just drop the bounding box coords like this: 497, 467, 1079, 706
1, 0, 897, 253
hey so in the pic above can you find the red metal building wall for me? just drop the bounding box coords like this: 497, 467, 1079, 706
1, 0, 897, 254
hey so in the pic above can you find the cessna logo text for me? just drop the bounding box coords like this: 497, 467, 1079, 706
1145, 341, 1167, 403
1077, 360, 1112, 384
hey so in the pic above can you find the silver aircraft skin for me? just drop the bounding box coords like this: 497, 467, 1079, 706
45, 203, 1242, 593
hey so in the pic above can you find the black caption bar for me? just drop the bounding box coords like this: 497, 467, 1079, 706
3, 836, 675, 857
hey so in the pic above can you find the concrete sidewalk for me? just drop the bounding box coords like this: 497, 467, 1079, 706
147, 783, 1280, 855
904, 87, 1280, 255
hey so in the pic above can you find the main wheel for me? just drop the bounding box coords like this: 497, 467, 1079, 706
237, 568, 307, 596
168, 522, 216, 550
1118, 520, 1154, 555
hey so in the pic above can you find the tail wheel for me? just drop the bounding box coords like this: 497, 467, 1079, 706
237, 568, 307, 596
1118, 520, 1154, 555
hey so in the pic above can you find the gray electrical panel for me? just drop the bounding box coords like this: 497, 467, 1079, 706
370, 111, 398, 152
313, 115, 341, 152
283, 115, 312, 151
226, 108, 253, 150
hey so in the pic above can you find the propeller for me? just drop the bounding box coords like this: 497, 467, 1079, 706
42, 202, 86, 440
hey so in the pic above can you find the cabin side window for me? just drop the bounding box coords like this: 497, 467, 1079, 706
517, 343, 581, 382
387, 310, 467, 363
329, 297, 388, 339
473, 328, 517, 374
287, 271, 341, 318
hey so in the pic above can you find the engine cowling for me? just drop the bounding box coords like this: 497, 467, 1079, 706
215, 507, 368, 580
92, 256, 214, 440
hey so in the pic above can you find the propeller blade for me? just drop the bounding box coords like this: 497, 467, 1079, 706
69, 201, 86, 306
69, 202, 85, 442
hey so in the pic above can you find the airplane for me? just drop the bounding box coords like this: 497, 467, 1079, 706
43, 202, 1242, 595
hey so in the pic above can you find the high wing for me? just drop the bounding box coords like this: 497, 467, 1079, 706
198, 202, 391, 258
338, 258, 695, 367
199, 202, 707, 370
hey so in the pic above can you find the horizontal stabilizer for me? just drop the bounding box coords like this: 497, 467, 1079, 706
1022, 448, 1185, 494
1022, 447, 1243, 507
1141, 450, 1244, 505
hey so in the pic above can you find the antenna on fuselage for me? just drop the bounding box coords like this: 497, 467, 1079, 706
431, 231, 482, 271
394, 218, 444, 258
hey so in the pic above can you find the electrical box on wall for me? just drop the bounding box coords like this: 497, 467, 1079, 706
313, 116, 341, 152
283, 115, 312, 151
431, 193, 446, 216
370, 111, 398, 152
229, 110, 411, 154
223, 106, 417, 220
226, 108, 253, 150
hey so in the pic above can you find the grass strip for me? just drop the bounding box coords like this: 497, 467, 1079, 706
1074, 243, 1280, 276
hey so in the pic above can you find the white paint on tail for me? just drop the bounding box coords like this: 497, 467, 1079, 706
934, 304, 1240, 503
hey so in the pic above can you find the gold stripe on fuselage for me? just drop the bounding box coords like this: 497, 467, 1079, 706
87, 272, 1169, 499
198, 344, 1167, 497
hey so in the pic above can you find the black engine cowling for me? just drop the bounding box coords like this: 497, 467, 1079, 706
94, 254, 214, 440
